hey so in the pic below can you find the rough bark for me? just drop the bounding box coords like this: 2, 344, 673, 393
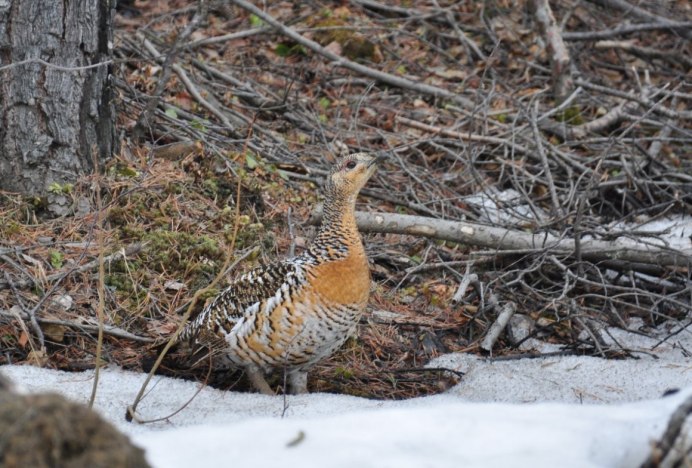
0, 0, 115, 216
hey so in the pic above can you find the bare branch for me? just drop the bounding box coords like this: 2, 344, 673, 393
0, 309, 155, 343
309, 210, 692, 267
640, 393, 692, 468
531, 0, 573, 101
563, 21, 692, 41
228, 0, 475, 109
395, 115, 530, 154
586, 0, 692, 39
133, 0, 209, 141
480, 301, 517, 354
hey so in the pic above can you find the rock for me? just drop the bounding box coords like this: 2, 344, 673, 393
52, 294, 73, 311
0, 373, 150, 468
507, 314, 535, 345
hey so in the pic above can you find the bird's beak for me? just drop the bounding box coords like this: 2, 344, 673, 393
368, 154, 388, 167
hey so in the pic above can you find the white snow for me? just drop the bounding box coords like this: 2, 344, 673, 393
2, 322, 692, 467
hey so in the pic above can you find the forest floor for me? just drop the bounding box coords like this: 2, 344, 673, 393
1, 0, 690, 403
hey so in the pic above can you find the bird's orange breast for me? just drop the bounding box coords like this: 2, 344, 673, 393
308, 249, 371, 306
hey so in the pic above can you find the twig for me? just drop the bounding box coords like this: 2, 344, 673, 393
186, 26, 269, 48
563, 21, 692, 41
140, 37, 238, 130
537, 86, 583, 122
451, 264, 476, 303
442, 9, 486, 61
0, 57, 113, 72
89, 161, 107, 410
647, 109, 676, 159
287, 207, 296, 258
531, 0, 573, 101
540, 98, 640, 140
594, 40, 692, 68
2, 272, 42, 351
21, 240, 98, 349
0, 243, 145, 291
126, 354, 213, 424
133, 0, 208, 141
639, 393, 692, 468
395, 115, 530, 154
573, 315, 607, 358
228, 0, 475, 108
0, 310, 154, 343
574, 79, 691, 120
351, 0, 428, 18
480, 301, 517, 353
586, 0, 692, 39
530, 101, 562, 217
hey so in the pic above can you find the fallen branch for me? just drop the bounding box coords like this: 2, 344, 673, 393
531, 0, 573, 101
0, 309, 154, 343
540, 99, 640, 140
3, 271, 43, 350
640, 392, 692, 468
395, 115, 530, 154
574, 79, 692, 121
586, 0, 692, 40
228, 0, 475, 109
186, 26, 269, 48
480, 302, 517, 354
309, 210, 692, 267
563, 21, 692, 41
595, 40, 692, 68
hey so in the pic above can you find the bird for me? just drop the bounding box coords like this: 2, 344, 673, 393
178, 152, 385, 394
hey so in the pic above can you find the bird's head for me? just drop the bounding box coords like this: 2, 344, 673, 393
325, 152, 385, 202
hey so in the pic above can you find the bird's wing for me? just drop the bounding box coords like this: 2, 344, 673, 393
180, 258, 309, 351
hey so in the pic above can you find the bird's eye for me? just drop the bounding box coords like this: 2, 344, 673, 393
345, 160, 357, 170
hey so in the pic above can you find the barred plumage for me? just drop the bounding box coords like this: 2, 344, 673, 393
179, 153, 384, 394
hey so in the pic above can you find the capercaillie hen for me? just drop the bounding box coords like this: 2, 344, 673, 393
178, 153, 385, 394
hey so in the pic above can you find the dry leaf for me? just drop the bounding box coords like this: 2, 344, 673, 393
18, 331, 29, 348
26, 349, 48, 366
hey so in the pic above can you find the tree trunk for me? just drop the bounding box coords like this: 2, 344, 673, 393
0, 0, 115, 216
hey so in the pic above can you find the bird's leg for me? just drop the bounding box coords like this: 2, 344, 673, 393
288, 370, 308, 394
245, 366, 274, 395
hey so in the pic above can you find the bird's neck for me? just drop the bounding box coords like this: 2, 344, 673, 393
311, 194, 362, 258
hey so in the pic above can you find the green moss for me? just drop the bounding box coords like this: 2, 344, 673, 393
108, 164, 140, 179
0, 220, 22, 237
312, 18, 380, 62
202, 178, 219, 197
141, 230, 226, 289
197, 288, 220, 304
557, 106, 584, 125
233, 222, 268, 250
48, 250, 64, 269
105, 273, 134, 292
334, 367, 354, 379
47, 182, 73, 195
275, 42, 306, 57
28, 196, 48, 211
164, 181, 185, 195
